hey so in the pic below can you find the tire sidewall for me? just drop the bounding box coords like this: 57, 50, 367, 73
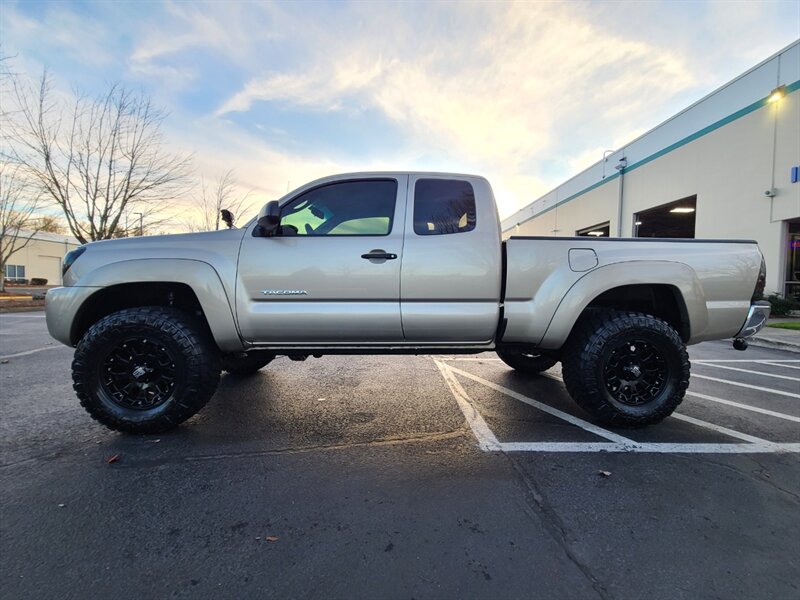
80, 321, 192, 426
73, 307, 220, 433
592, 325, 684, 419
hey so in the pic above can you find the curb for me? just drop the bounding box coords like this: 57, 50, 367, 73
0, 306, 45, 314
748, 337, 800, 354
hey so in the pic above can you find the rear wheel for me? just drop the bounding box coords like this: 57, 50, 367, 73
561, 311, 689, 427
496, 346, 557, 373
72, 307, 220, 434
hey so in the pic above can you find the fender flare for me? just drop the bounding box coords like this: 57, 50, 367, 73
75, 258, 244, 352
538, 260, 706, 349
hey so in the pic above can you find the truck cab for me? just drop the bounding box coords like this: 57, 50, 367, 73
237, 173, 502, 346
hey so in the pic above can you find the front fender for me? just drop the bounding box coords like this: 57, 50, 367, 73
73, 258, 244, 352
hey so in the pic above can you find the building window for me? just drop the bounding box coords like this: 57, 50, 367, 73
413, 179, 476, 235
4, 264, 25, 280
576, 222, 610, 237
278, 179, 398, 236
634, 195, 696, 238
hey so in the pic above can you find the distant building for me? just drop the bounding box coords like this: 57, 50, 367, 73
502, 40, 800, 300
3, 230, 81, 285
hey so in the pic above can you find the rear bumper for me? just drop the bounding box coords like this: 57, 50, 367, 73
735, 301, 771, 339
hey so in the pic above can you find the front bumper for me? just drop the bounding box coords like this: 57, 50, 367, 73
45, 286, 102, 346
735, 301, 771, 339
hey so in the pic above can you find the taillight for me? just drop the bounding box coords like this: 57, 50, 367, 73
752, 255, 766, 301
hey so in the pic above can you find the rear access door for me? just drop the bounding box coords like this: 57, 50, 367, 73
399, 175, 502, 343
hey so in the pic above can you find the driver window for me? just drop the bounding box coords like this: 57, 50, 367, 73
278, 179, 397, 236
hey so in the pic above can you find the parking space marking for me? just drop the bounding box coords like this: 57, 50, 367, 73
497, 442, 800, 453
760, 361, 800, 371
692, 359, 800, 363
444, 364, 637, 445
436, 358, 800, 454
691, 374, 800, 398
686, 391, 800, 423
433, 360, 501, 451
0, 346, 63, 360
670, 413, 774, 444
693, 362, 800, 381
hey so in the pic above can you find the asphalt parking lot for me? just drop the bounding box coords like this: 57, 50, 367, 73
1, 312, 799, 600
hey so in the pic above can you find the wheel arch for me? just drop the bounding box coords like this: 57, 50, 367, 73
539, 261, 706, 349
70, 259, 244, 352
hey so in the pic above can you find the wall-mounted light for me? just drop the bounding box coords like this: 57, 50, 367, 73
669, 207, 695, 214
614, 157, 628, 171
768, 85, 787, 103
634, 221, 643, 226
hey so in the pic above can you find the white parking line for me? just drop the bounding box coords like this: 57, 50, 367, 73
0, 314, 46, 318
540, 371, 800, 424
693, 362, 800, 381
692, 359, 800, 363
686, 391, 800, 423
0, 346, 63, 360
760, 361, 800, 371
670, 413, 773, 444
691, 374, 800, 399
434, 357, 503, 361
445, 364, 637, 445
436, 357, 800, 454
499, 442, 800, 453
433, 360, 501, 452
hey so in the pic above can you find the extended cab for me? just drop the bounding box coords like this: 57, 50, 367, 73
46, 172, 770, 433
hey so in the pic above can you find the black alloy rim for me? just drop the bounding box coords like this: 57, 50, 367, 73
602, 339, 668, 406
100, 338, 178, 410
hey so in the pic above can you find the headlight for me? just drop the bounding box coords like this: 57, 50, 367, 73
62, 246, 87, 276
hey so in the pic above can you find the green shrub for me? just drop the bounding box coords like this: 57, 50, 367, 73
30, 278, 48, 286
767, 293, 800, 316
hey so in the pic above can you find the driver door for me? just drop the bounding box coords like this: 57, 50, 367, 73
236, 176, 408, 344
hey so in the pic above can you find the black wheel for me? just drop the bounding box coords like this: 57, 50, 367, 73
72, 307, 221, 434
222, 352, 274, 375
561, 311, 690, 427
496, 346, 557, 373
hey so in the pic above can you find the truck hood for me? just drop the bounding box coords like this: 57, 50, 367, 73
64, 228, 247, 287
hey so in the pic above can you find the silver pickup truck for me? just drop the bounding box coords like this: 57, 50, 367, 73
46, 172, 770, 434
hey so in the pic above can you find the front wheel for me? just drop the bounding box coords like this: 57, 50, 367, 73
561, 311, 689, 427
72, 307, 221, 434
496, 346, 557, 374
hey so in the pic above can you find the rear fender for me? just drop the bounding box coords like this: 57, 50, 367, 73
508, 261, 707, 350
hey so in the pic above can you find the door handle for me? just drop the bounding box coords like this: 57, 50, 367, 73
361, 251, 397, 260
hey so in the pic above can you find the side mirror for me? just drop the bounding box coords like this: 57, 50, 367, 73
220, 209, 234, 229
255, 201, 281, 237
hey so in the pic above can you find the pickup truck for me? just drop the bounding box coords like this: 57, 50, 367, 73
46, 172, 770, 434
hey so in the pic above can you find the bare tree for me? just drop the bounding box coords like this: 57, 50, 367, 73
0, 162, 43, 292
3, 71, 192, 243
184, 169, 258, 232
35, 214, 67, 234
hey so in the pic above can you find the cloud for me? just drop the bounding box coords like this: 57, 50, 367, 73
211, 2, 697, 214
6, 1, 799, 223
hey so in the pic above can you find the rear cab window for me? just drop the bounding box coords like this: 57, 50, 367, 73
413, 179, 476, 236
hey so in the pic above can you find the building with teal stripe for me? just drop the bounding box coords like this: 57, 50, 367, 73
502, 40, 800, 300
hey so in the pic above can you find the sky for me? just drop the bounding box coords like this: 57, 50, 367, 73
1, 0, 799, 224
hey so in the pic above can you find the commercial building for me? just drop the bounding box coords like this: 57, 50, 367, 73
502, 41, 800, 300
3, 230, 80, 285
